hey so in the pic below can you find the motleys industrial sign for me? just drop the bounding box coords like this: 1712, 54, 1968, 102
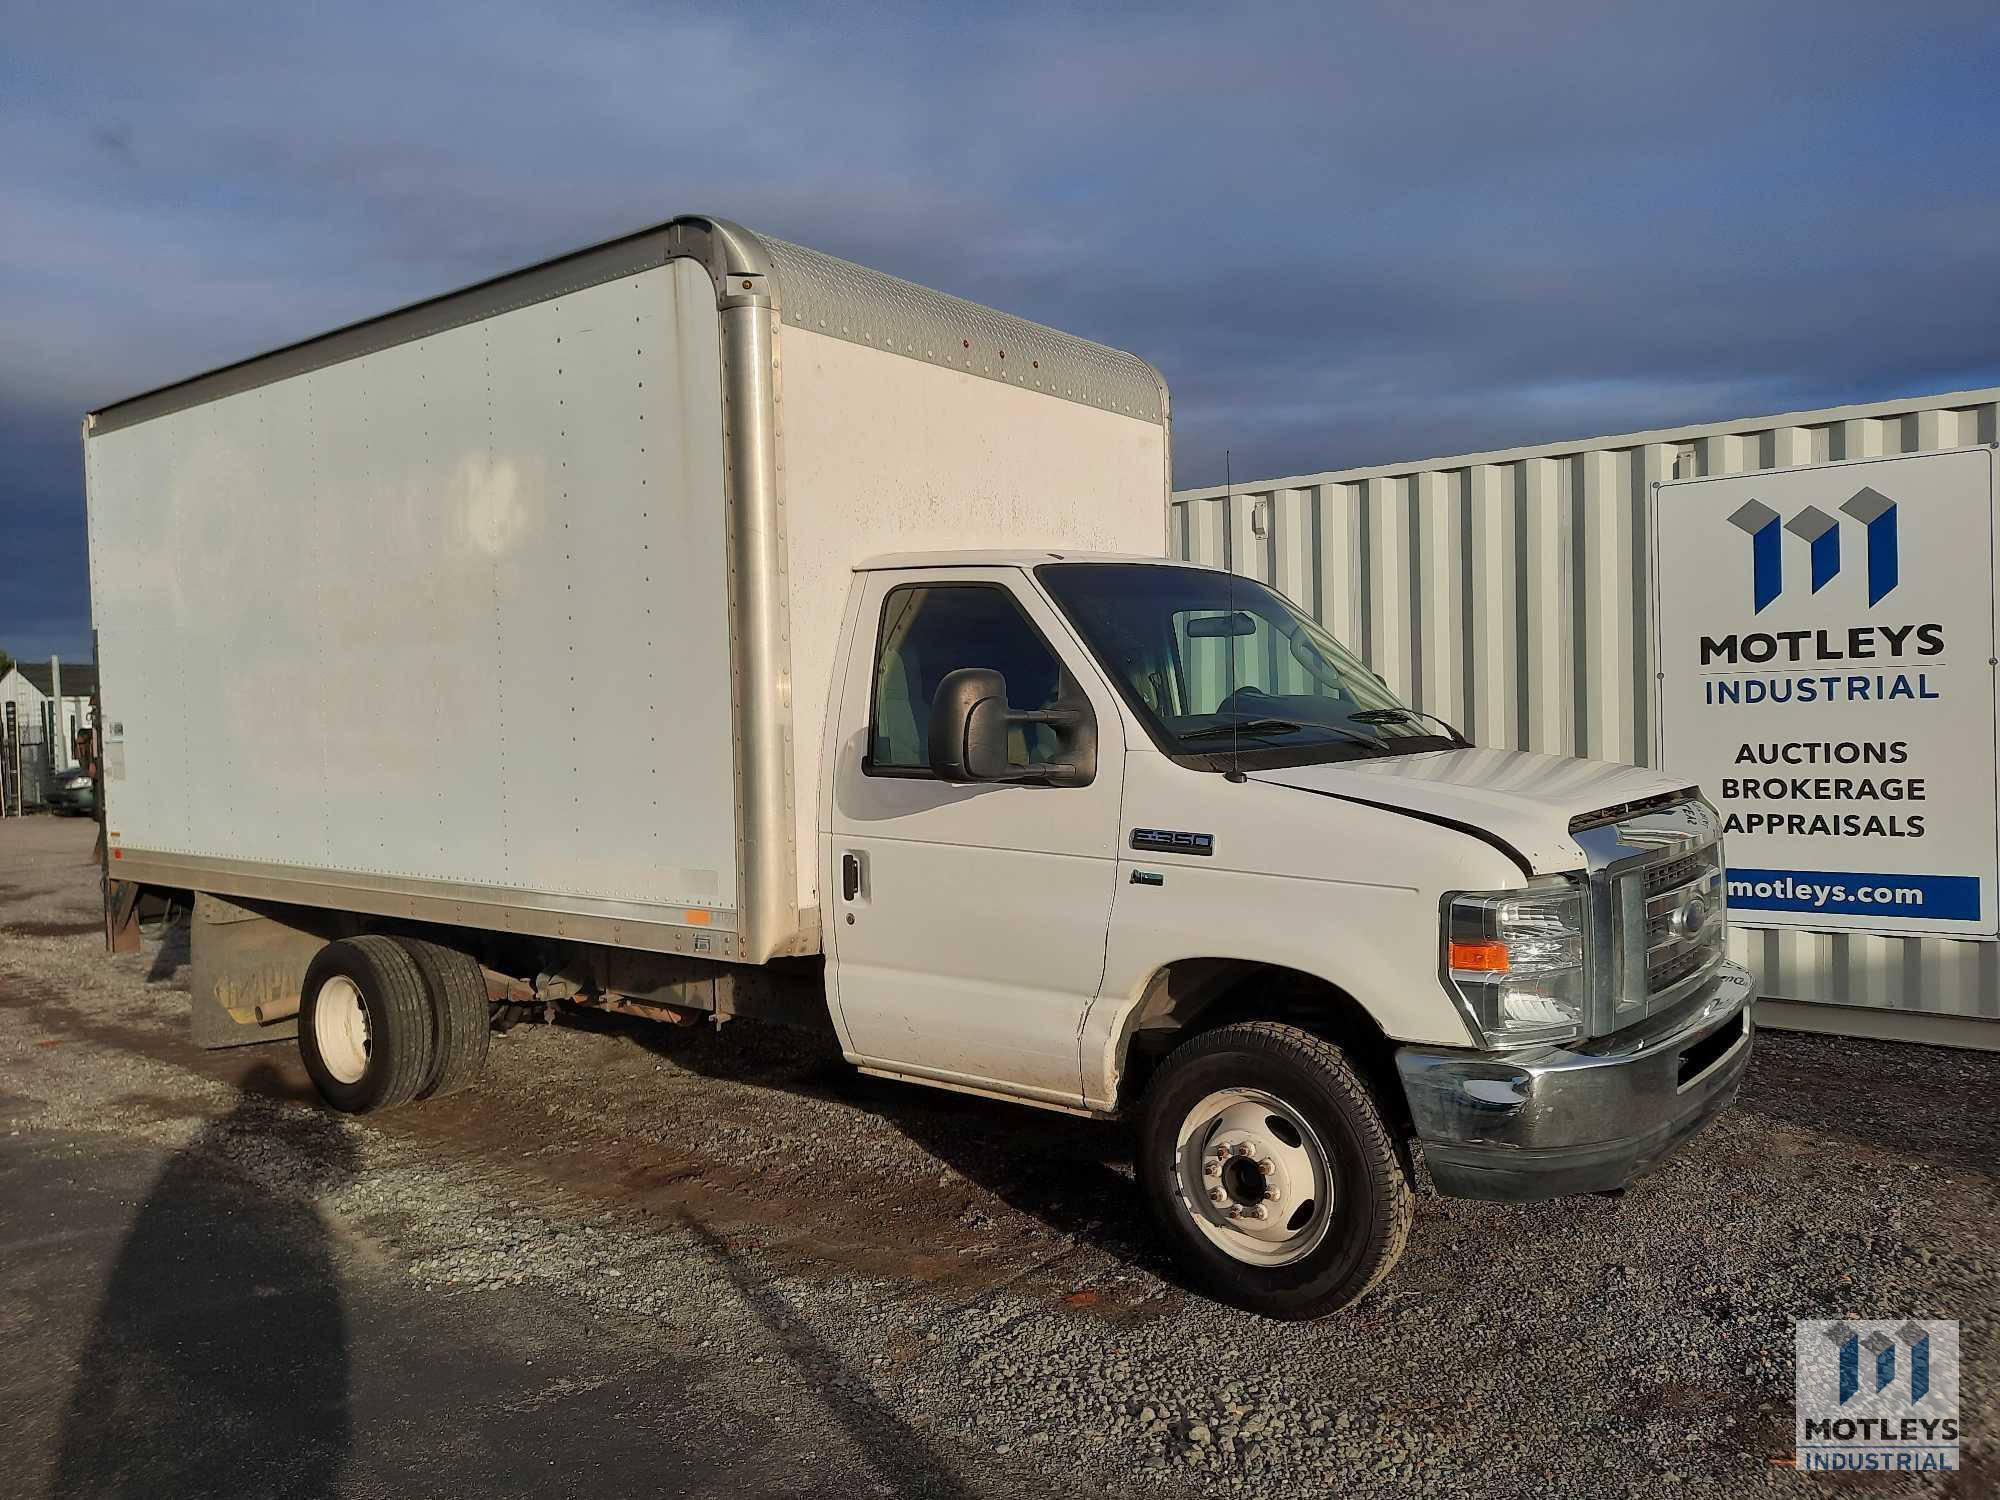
1794, 1319, 1960, 1473
1652, 448, 1999, 938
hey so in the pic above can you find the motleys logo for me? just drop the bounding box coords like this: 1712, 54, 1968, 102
1727, 486, 1898, 613
1796, 1319, 1960, 1473
1824, 1322, 1935, 1408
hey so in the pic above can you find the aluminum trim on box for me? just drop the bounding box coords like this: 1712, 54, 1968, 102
757, 236, 1166, 425
112, 848, 740, 957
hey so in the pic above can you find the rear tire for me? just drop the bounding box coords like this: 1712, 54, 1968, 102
1137, 1021, 1413, 1319
390, 935, 491, 1099
298, 936, 435, 1114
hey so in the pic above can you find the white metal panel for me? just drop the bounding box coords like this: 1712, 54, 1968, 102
1172, 385, 2000, 1029
1467, 462, 1520, 751
776, 324, 1169, 909
1413, 470, 1466, 733
1363, 476, 1412, 700
87, 260, 737, 914
1267, 487, 1312, 609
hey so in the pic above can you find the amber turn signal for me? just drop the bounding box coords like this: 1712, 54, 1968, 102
1447, 938, 1509, 972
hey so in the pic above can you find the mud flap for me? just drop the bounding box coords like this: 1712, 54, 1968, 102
189, 893, 322, 1050
104, 877, 141, 955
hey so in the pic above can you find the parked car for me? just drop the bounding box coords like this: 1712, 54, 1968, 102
46, 767, 95, 817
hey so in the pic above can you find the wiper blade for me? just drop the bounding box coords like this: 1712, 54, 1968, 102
1179, 717, 1303, 741
1180, 717, 1394, 757
1349, 707, 1472, 746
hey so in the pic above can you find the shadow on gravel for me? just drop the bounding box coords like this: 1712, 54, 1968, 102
682, 1211, 979, 1497
0, 920, 102, 938
50, 1065, 357, 1500
144, 913, 191, 985
557, 1008, 1176, 1283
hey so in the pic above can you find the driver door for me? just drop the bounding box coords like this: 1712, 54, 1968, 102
824, 568, 1125, 1104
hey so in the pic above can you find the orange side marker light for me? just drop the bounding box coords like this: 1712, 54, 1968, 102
1448, 938, 1508, 972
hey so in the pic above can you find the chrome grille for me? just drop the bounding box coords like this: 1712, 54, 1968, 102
1641, 845, 1726, 1000
1573, 794, 1728, 1036
1643, 853, 1708, 897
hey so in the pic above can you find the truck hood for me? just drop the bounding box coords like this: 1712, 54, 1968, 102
1251, 747, 1696, 876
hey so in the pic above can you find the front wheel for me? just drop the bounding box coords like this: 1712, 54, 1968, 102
1137, 1021, 1413, 1319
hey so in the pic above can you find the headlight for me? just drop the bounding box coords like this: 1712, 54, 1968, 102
1443, 881, 1587, 1047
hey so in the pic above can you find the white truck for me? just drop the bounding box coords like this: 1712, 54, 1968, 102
83, 215, 1753, 1318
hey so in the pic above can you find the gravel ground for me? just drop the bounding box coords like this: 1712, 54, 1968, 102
1, 814, 1994, 1497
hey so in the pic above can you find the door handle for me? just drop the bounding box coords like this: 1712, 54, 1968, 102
841, 851, 862, 902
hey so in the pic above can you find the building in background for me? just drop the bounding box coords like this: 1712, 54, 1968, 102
1172, 386, 1999, 1051
1, 660, 96, 768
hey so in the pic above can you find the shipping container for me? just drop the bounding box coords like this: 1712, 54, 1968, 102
1172, 387, 2000, 1049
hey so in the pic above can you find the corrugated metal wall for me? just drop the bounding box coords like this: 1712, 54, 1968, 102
1171, 387, 2000, 1026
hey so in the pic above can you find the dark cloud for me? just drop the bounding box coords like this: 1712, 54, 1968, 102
90, 124, 136, 163
3, 2, 1998, 658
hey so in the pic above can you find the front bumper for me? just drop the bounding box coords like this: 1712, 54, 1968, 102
1394, 961, 1755, 1202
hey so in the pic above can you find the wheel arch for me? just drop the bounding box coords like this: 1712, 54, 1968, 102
1108, 959, 1411, 1137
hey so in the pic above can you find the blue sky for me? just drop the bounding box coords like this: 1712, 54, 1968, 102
5, 1, 1998, 663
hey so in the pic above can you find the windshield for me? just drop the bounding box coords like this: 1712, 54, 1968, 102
1037, 562, 1466, 767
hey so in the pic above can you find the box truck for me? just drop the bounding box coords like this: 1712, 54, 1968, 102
83, 215, 1752, 1317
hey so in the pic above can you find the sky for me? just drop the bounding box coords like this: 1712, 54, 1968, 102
5, 1, 1999, 664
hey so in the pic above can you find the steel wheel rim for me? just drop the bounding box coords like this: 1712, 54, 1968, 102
1172, 1087, 1333, 1267
314, 975, 372, 1084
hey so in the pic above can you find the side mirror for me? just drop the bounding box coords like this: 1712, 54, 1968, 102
927, 667, 1013, 781
926, 667, 1095, 786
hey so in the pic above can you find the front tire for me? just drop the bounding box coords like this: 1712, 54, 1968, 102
298, 936, 435, 1114
1137, 1021, 1413, 1319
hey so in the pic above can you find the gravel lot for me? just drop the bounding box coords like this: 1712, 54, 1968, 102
1, 815, 1994, 1497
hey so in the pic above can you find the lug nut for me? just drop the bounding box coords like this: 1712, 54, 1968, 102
1203, 1158, 1221, 1178
1208, 1186, 1226, 1204
1257, 1158, 1275, 1175
1232, 1142, 1253, 1157
1226, 1205, 1243, 1219
1213, 1144, 1231, 1160
1248, 1205, 1269, 1221
1264, 1187, 1281, 1201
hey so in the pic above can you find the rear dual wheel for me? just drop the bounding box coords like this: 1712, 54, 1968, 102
298, 934, 489, 1114
395, 935, 491, 1099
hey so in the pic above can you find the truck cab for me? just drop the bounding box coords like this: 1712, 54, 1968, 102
823, 551, 1753, 1317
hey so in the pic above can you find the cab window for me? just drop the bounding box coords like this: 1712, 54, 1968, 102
868, 584, 1066, 774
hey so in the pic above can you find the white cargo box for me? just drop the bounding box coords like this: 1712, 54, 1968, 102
86, 216, 1170, 963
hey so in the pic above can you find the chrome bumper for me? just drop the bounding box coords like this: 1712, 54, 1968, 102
1394, 962, 1755, 1202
